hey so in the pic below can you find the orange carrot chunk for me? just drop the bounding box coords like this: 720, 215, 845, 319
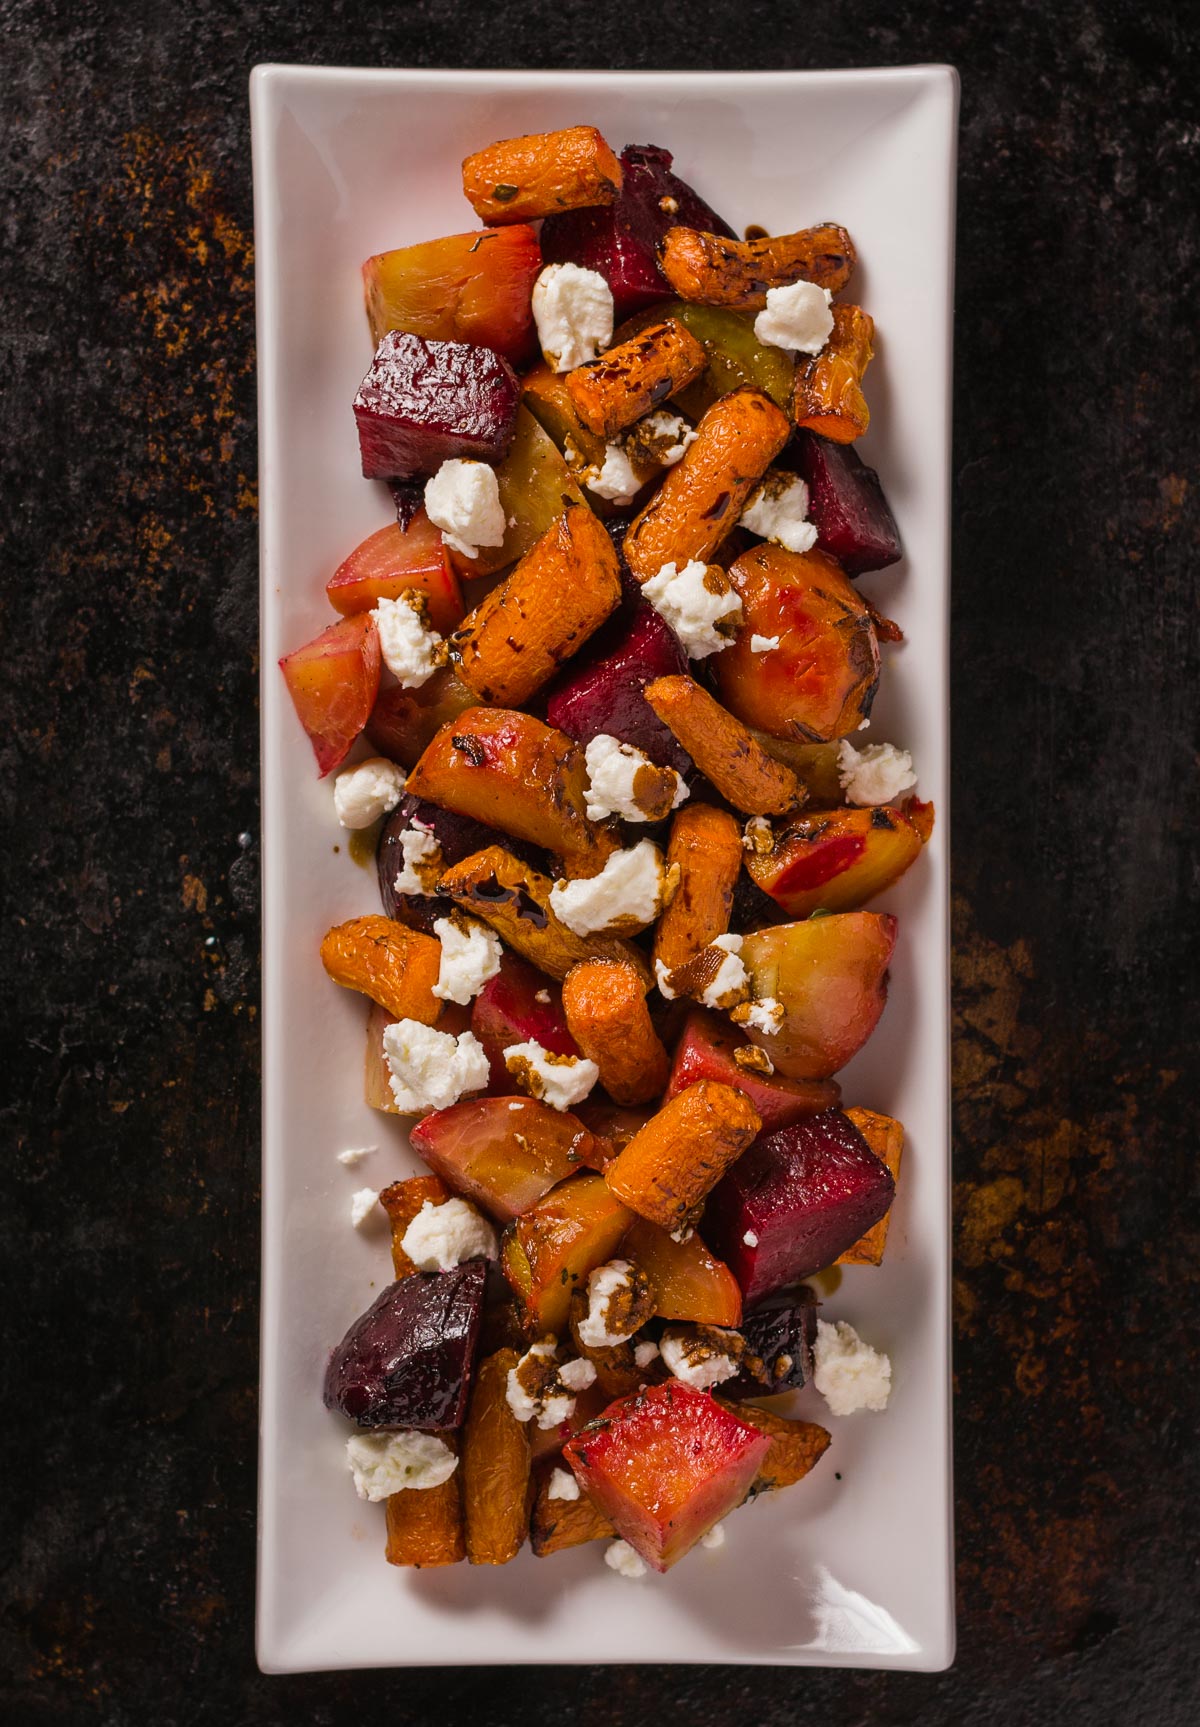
566, 318, 707, 439
463, 127, 622, 224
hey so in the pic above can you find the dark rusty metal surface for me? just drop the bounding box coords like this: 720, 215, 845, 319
2, 2, 1198, 1722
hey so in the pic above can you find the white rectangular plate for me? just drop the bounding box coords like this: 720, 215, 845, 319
253, 63, 958, 1674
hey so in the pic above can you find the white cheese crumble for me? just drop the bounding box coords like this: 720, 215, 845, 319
740, 470, 819, 554
753, 279, 834, 355
737, 995, 785, 1035
742, 815, 774, 853
336, 1144, 377, 1167
660, 1327, 740, 1391
382, 1020, 490, 1114
548, 840, 667, 936
633, 1340, 660, 1369
742, 1230, 759, 1248
604, 1539, 647, 1578
813, 1319, 892, 1415
504, 1039, 599, 1111
583, 733, 688, 824
836, 740, 918, 806
699, 933, 749, 1010
547, 1467, 581, 1502
700, 1522, 727, 1550
332, 756, 407, 828
349, 1187, 380, 1229
392, 821, 443, 895
577, 1260, 640, 1348
346, 1430, 458, 1501
531, 262, 614, 372
372, 593, 444, 687
641, 559, 742, 659
506, 1339, 598, 1429
637, 410, 697, 465
582, 441, 642, 505
750, 633, 781, 654
399, 1197, 497, 1271
534, 988, 551, 1004
423, 457, 506, 559
431, 915, 503, 1004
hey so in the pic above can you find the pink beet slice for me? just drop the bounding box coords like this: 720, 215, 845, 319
545, 601, 690, 771
470, 952, 580, 1089
354, 331, 520, 480
791, 430, 902, 576
703, 1110, 896, 1302
541, 143, 737, 322
564, 1382, 770, 1571
411, 1094, 601, 1223
665, 1007, 841, 1131
322, 1260, 486, 1430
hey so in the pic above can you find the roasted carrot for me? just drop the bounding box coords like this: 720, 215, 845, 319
604, 1080, 762, 1233
530, 1473, 615, 1556
836, 1107, 904, 1265
565, 318, 708, 438
522, 361, 610, 471
792, 303, 874, 442
658, 223, 857, 308
379, 1174, 454, 1277
643, 677, 805, 816
462, 126, 622, 224
717, 1401, 832, 1492
453, 503, 621, 706
320, 916, 443, 1024
461, 1349, 533, 1565
438, 845, 652, 986
561, 959, 671, 1106
623, 387, 790, 581
384, 1437, 466, 1567
651, 804, 743, 975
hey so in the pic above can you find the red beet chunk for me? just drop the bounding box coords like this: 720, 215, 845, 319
665, 1008, 840, 1131
470, 952, 580, 1089
376, 796, 544, 932
541, 143, 737, 322
354, 332, 520, 481
791, 430, 902, 576
323, 1260, 486, 1430
703, 1110, 895, 1303
546, 601, 690, 771
722, 1290, 819, 1396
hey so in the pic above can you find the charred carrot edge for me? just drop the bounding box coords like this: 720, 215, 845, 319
836, 1107, 904, 1265
530, 1473, 615, 1556
643, 677, 805, 817
792, 304, 874, 443
379, 1174, 454, 1277
604, 1080, 762, 1233
624, 387, 791, 581
561, 959, 670, 1106
453, 503, 621, 706
384, 1437, 466, 1567
651, 804, 744, 974
565, 318, 708, 439
438, 845, 653, 987
364, 1000, 399, 1114
716, 1401, 833, 1492
462, 126, 622, 224
460, 1348, 533, 1565
319, 915, 444, 1024
658, 223, 857, 309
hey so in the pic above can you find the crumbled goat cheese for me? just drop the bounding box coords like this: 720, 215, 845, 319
740, 470, 819, 554
399, 1197, 497, 1272
743, 1230, 759, 1248
506, 1339, 598, 1429
660, 1326, 740, 1391
750, 633, 781, 654
336, 1145, 377, 1167
424, 457, 506, 559
836, 740, 918, 806
634, 1340, 661, 1369
333, 757, 407, 828
372, 593, 444, 687
742, 815, 774, 854
654, 957, 678, 1000
349, 1188, 380, 1229
392, 821, 443, 895
534, 989, 551, 1004
547, 1467, 581, 1502
548, 841, 667, 936
382, 1020, 490, 1114
754, 279, 834, 354
813, 1319, 892, 1415
700, 1522, 727, 1550
504, 1039, 599, 1111
605, 1540, 647, 1578
582, 441, 642, 505
532, 262, 614, 372
583, 734, 689, 824
577, 1259, 653, 1348
642, 559, 742, 659
346, 1430, 457, 1501
431, 915, 503, 1004
699, 933, 749, 1010
735, 995, 785, 1035
634, 410, 697, 466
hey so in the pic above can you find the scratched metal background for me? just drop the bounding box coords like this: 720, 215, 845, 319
2, 1, 1198, 1721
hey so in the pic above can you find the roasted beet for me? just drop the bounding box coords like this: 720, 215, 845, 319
470, 951, 580, 1089
541, 143, 736, 321
354, 332, 520, 481
388, 479, 424, 530
703, 1110, 896, 1302
665, 1007, 840, 1132
545, 601, 690, 770
722, 1290, 819, 1396
323, 1260, 487, 1430
376, 796, 542, 930
790, 430, 902, 576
